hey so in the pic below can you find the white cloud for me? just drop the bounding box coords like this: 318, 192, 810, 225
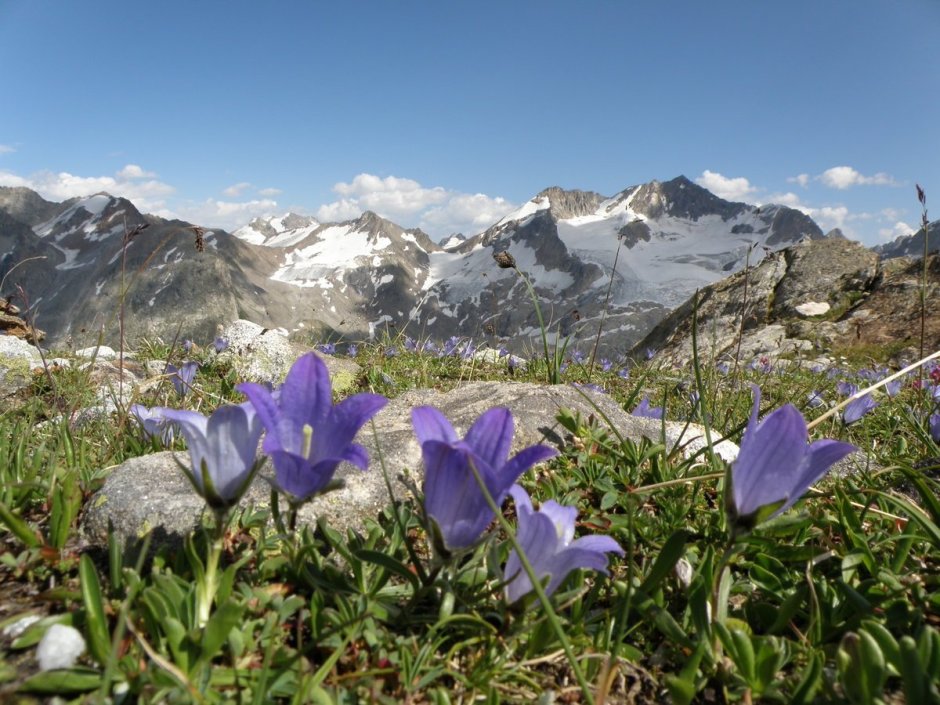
328, 173, 449, 218
176, 198, 279, 231
878, 221, 915, 242
695, 170, 758, 202
0, 165, 174, 213
316, 198, 364, 223
763, 191, 804, 209
317, 173, 517, 237
117, 164, 156, 179
419, 192, 514, 235
0, 144, 15, 155
880, 207, 901, 220
258, 187, 282, 197
787, 173, 810, 188
222, 181, 252, 197
818, 166, 898, 189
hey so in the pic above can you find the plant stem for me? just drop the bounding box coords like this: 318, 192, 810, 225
466, 459, 597, 705
588, 232, 624, 379
197, 511, 227, 628
513, 265, 556, 383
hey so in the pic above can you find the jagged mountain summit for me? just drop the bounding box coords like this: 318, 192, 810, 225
1, 177, 827, 353
874, 219, 940, 259
401, 176, 825, 353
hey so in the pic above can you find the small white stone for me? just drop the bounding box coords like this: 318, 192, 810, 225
74, 345, 117, 360
675, 558, 694, 589
795, 301, 830, 317
36, 624, 86, 671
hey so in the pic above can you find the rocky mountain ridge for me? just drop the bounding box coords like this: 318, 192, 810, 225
631, 236, 940, 367
1, 177, 834, 353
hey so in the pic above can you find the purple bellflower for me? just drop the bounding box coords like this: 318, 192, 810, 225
631, 397, 664, 419
836, 381, 859, 398
238, 353, 388, 505
729, 385, 856, 535
885, 378, 902, 398
411, 406, 558, 554
929, 414, 940, 443
130, 404, 176, 445
166, 361, 198, 398
213, 336, 229, 353
160, 403, 264, 510
504, 485, 623, 604
842, 394, 878, 425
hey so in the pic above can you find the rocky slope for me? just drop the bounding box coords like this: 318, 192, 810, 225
631, 236, 940, 367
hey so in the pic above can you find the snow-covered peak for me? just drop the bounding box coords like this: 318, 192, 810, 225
233, 212, 320, 248
496, 195, 551, 227
34, 193, 128, 239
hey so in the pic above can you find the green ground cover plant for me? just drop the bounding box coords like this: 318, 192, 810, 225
1, 331, 939, 704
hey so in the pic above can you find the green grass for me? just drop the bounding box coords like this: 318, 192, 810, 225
1, 337, 939, 704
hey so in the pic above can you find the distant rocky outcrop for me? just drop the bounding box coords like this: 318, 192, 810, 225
875, 220, 940, 259
631, 237, 940, 366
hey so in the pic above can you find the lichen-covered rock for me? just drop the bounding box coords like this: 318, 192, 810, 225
632, 238, 891, 366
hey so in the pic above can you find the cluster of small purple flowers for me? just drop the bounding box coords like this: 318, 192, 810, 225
131, 352, 624, 606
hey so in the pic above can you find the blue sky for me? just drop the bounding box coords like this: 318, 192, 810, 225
0, 1, 937, 245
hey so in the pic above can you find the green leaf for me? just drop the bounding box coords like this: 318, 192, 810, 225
355, 549, 419, 592
199, 599, 245, 665
0, 500, 41, 549
107, 520, 123, 595
79, 555, 112, 665
48, 472, 81, 550
789, 652, 823, 705
638, 530, 688, 595
18, 666, 101, 694
899, 636, 928, 704
862, 620, 901, 676
11, 614, 74, 649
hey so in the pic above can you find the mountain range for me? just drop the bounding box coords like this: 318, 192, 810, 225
0, 176, 934, 356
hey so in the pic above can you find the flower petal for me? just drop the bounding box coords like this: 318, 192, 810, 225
538, 500, 578, 545
494, 444, 559, 498
464, 407, 513, 470
422, 441, 496, 551
776, 438, 857, 515
411, 406, 459, 445
316, 393, 387, 462
204, 405, 262, 502
280, 353, 332, 429
269, 451, 323, 501
732, 403, 808, 517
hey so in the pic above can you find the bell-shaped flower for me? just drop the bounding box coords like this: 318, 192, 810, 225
729, 385, 856, 534
504, 485, 623, 604
411, 406, 558, 554
842, 394, 877, 425
238, 353, 387, 505
129, 403, 176, 445
166, 361, 198, 398
159, 402, 264, 510
631, 397, 663, 419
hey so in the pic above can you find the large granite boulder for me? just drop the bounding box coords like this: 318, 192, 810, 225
81, 382, 742, 553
